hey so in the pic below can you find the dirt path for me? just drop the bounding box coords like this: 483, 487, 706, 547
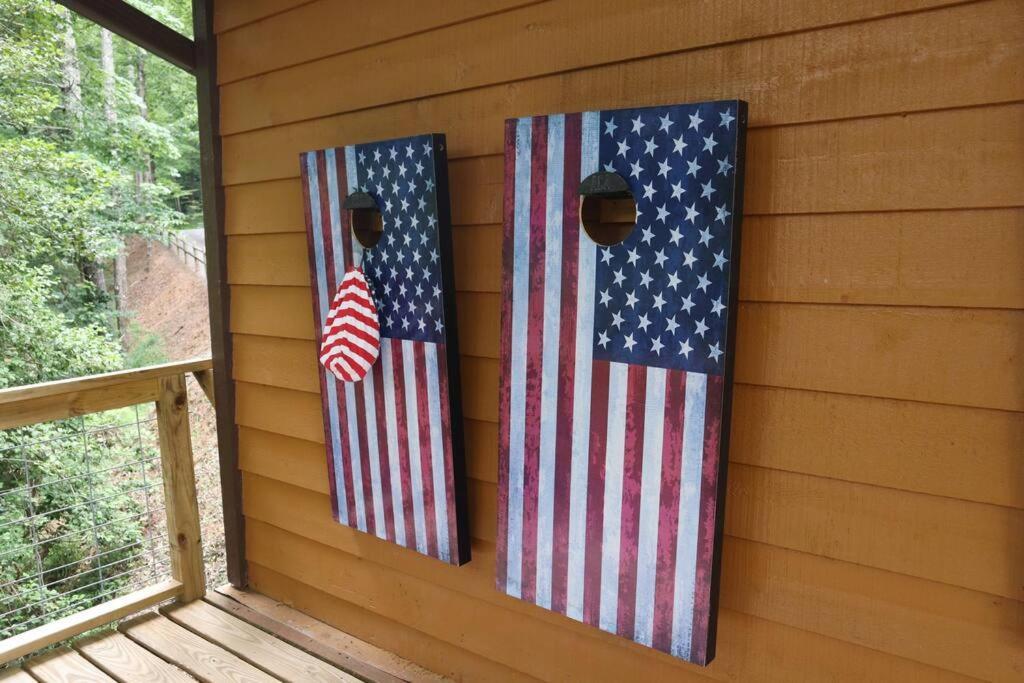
124, 236, 226, 587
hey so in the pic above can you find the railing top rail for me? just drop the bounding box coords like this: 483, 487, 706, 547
0, 357, 212, 407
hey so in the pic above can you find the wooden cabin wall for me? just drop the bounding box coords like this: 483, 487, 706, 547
212, 1, 1024, 680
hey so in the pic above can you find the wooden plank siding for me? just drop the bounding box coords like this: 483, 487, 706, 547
214, 0, 1024, 680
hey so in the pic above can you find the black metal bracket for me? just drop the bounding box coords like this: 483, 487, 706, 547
342, 191, 380, 211
578, 171, 631, 198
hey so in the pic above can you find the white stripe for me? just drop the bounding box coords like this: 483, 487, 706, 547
505, 117, 532, 597
344, 382, 367, 532
344, 145, 364, 265
307, 153, 348, 525
402, 339, 428, 553
671, 372, 707, 659
633, 368, 666, 646
425, 343, 451, 562
566, 110, 601, 620
321, 330, 379, 360
535, 114, 564, 608
362, 365, 386, 539
599, 361, 629, 633
331, 282, 373, 303
380, 342, 407, 545
328, 355, 359, 382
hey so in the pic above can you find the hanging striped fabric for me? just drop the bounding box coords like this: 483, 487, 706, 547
319, 266, 381, 383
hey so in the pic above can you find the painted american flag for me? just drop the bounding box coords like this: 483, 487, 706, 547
497, 101, 746, 664
300, 134, 470, 565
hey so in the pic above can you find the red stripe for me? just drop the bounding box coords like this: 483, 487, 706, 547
496, 119, 518, 588
582, 360, 610, 626
333, 147, 353, 267
301, 154, 339, 522
413, 343, 439, 558
436, 347, 460, 563
652, 369, 687, 652
690, 374, 724, 665
318, 150, 357, 526
354, 375, 376, 537
390, 338, 417, 548
324, 307, 379, 333
616, 365, 648, 638
371, 359, 396, 542
550, 112, 582, 614
520, 115, 548, 603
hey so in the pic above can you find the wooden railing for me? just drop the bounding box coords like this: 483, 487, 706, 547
0, 357, 214, 664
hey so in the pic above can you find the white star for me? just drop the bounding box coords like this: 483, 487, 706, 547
405, 143, 415, 158
426, 178, 435, 191
698, 226, 713, 247
613, 268, 626, 286
405, 265, 415, 280
639, 270, 653, 288
373, 149, 382, 163
657, 159, 672, 178
366, 166, 376, 181
682, 249, 697, 269
389, 146, 398, 160
601, 248, 614, 265
604, 118, 618, 137
672, 134, 687, 155
717, 156, 733, 175
398, 162, 408, 177
611, 311, 625, 329
400, 196, 410, 213
630, 115, 645, 134
358, 150, 366, 164
666, 271, 682, 290
666, 316, 680, 334
651, 336, 665, 355
694, 318, 709, 337
642, 182, 656, 200
686, 157, 701, 177
435, 319, 444, 332
713, 250, 728, 270
669, 226, 683, 246
599, 289, 612, 306
410, 214, 420, 229
625, 290, 639, 308
603, 161, 616, 173
424, 301, 434, 315
637, 312, 652, 332
415, 160, 424, 176
391, 180, 400, 195
655, 204, 670, 223
427, 214, 437, 229
423, 141, 432, 156
598, 330, 611, 348
719, 109, 735, 129
711, 297, 726, 316
414, 195, 425, 211
382, 165, 392, 180
716, 204, 731, 223
700, 180, 716, 200
652, 292, 666, 311
626, 248, 640, 265
412, 249, 422, 263
623, 333, 637, 352
430, 249, 439, 263
398, 282, 407, 296
684, 203, 699, 224
402, 232, 412, 246
670, 181, 685, 200
702, 134, 718, 154
679, 338, 693, 357
418, 318, 426, 331
432, 284, 441, 298
654, 249, 668, 268
382, 282, 392, 296
681, 294, 695, 313
641, 225, 655, 244
658, 113, 674, 132
629, 160, 643, 179
696, 272, 712, 292
402, 316, 410, 329
617, 138, 631, 158
384, 198, 394, 213
644, 137, 659, 157
688, 110, 703, 131
708, 342, 723, 362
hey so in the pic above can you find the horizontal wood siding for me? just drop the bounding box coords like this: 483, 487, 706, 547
215, 0, 1024, 679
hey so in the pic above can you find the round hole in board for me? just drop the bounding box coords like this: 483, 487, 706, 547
345, 192, 384, 249
579, 172, 637, 246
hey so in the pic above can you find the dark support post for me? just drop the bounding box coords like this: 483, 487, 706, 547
193, 0, 246, 587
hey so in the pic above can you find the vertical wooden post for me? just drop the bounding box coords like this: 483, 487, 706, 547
155, 373, 205, 601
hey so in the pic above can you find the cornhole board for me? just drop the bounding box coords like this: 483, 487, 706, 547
299, 134, 469, 565
496, 100, 747, 664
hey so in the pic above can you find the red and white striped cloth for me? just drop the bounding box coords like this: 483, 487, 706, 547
319, 266, 381, 382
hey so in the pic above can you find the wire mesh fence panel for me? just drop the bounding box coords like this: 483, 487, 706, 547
0, 405, 171, 640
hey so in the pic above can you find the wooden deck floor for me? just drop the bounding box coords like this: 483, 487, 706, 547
1, 588, 443, 683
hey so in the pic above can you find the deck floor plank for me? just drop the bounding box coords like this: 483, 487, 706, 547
74, 631, 195, 682
0, 667, 36, 682
120, 613, 278, 682
23, 647, 116, 683
161, 600, 358, 682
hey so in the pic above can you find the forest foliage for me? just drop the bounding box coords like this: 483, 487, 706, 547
0, 0, 200, 638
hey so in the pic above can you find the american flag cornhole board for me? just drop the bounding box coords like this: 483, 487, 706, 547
496, 101, 747, 664
300, 134, 470, 565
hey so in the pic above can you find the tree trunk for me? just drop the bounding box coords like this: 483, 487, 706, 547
100, 28, 117, 125
114, 246, 129, 348
59, 8, 82, 126
134, 49, 154, 188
